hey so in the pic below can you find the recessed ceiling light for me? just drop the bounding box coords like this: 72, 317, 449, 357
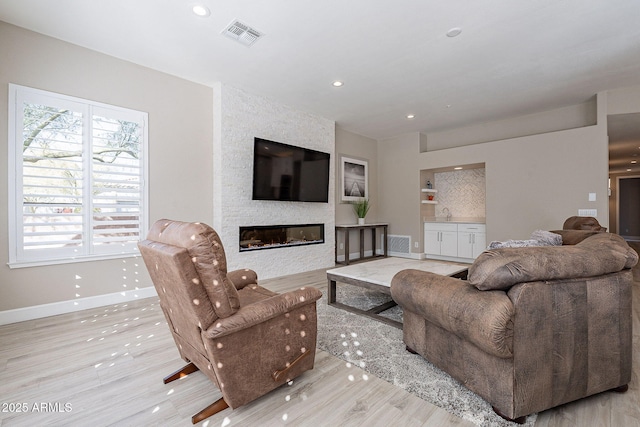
192, 5, 211, 17
627, 168, 632, 172
632, 160, 638, 164
454, 167, 463, 170
407, 114, 415, 119
332, 81, 344, 87
446, 27, 462, 37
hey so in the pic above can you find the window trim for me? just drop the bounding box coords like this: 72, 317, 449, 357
8, 84, 149, 268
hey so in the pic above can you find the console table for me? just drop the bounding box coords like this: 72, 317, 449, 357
335, 223, 388, 265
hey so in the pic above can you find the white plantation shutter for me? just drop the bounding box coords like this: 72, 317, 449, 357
8, 84, 148, 266
20, 101, 85, 259
90, 109, 144, 255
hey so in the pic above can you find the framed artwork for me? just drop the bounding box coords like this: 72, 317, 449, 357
340, 155, 368, 202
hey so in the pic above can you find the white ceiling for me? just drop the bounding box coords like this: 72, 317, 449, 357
1, 0, 640, 141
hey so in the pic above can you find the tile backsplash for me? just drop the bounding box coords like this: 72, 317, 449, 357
434, 168, 486, 218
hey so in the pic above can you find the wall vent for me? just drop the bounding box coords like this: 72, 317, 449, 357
387, 235, 412, 257
222, 20, 264, 47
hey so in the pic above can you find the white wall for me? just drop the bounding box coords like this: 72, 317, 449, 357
378, 95, 610, 255
334, 127, 379, 258
377, 133, 422, 241
213, 83, 335, 279
422, 100, 597, 151
334, 127, 379, 224
607, 85, 640, 115
0, 22, 214, 316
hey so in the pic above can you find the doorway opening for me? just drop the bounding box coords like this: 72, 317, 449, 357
617, 176, 640, 241
607, 113, 640, 238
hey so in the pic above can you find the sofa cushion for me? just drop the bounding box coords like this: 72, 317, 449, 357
550, 229, 602, 245
469, 232, 637, 291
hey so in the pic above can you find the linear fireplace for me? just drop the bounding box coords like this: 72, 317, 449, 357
239, 224, 325, 252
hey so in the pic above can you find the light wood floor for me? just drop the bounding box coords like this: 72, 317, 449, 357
0, 265, 638, 426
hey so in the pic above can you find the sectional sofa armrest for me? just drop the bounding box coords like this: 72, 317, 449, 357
505, 271, 633, 416
391, 269, 514, 358
202, 287, 322, 339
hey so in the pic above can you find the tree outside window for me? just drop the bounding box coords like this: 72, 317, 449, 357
9, 84, 148, 266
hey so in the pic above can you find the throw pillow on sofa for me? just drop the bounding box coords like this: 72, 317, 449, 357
488, 229, 562, 249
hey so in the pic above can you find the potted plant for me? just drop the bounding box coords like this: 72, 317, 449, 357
351, 198, 371, 225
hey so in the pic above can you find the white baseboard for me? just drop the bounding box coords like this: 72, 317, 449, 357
336, 249, 375, 262
425, 254, 473, 264
0, 286, 159, 326
389, 251, 423, 260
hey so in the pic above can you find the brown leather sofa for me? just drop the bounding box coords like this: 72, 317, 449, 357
562, 215, 607, 232
138, 219, 322, 423
390, 231, 637, 423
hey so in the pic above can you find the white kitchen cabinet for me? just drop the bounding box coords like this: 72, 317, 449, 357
457, 223, 487, 259
440, 231, 458, 256
425, 222, 486, 261
424, 223, 458, 257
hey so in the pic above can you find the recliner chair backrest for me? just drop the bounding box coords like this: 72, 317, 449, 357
138, 220, 241, 357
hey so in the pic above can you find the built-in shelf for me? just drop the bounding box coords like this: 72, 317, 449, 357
422, 188, 437, 203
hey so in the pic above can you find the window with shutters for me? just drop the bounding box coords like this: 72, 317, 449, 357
8, 84, 148, 267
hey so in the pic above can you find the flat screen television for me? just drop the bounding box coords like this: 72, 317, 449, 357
252, 138, 330, 202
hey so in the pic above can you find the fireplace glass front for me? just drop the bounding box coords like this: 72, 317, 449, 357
239, 224, 325, 252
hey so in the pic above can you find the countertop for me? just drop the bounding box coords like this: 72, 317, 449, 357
423, 217, 485, 224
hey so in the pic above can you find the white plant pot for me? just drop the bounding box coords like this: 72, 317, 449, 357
358, 217, 365, 225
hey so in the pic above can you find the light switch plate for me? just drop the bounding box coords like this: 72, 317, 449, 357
588, 193, 596, 201
578, 209, 597, 217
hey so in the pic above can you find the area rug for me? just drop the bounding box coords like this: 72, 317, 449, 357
316, 284, 536, 427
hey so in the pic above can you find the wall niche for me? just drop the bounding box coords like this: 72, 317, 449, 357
420, 163, 486, 222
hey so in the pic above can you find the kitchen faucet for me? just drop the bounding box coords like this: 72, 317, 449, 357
442, 207, 452, 221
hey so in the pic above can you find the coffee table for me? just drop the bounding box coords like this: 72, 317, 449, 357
326, 257, 468, 328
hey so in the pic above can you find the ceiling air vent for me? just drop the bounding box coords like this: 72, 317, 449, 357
222, 20, 264, 47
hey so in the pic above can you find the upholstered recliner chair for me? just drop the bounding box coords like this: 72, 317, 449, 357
138, 219, 322, 424
391, 231, 637, 423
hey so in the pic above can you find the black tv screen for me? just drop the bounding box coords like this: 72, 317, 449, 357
252, 138, 330, 202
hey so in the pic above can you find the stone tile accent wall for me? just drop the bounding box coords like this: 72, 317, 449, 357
434, 168, 486, 218
213, 83, 335, 279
